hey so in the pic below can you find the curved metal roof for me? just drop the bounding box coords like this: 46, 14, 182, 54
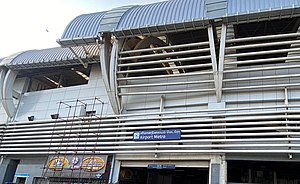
116, 0, 206, 30
4, 45, 99, 70
56, 0, 300, 44
227, 0, 300, 15
99, 5, 135, 33
58, 12, 107, 47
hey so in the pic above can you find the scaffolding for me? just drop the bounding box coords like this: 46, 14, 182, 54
40, 97, 107, 184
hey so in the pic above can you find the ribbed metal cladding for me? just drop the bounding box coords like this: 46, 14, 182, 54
227, 0, 300, 15
116, 0, 206, 31
58, 12, 107, 47
0, 124, 5, 143
205, 0, 227, 19
6, 45, 99, 70
1, 105, 300, 155
117, 40, 215, 96
99, 5, 135, 33
61, 12, 106, 39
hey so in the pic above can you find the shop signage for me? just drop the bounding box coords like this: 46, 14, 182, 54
148, 164, 176, 169
48, 157, 70, 171
133, 129, 181, 141
46, 155, 107, 178
81, 157, 106, 172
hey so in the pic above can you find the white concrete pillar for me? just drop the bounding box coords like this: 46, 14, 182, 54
109, 159, 121, 184
209, 155, 227, 184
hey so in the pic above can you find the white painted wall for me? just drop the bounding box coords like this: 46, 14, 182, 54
14, 64, 113, 122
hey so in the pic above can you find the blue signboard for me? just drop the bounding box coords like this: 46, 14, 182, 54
133, 129, 181, 141
148, 164, 176, 169
15, 173, 30, 177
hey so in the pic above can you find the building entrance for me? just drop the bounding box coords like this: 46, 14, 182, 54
119, 167, 208, 184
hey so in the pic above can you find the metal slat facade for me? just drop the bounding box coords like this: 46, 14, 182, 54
3, 1, 300, 183
1, 105, 300, 155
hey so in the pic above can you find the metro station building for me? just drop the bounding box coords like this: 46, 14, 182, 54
1, 0, 300, 183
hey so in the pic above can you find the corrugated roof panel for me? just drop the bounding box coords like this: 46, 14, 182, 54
58, 12, 107, 47
116, 0, 206, 30
206, 0, 227, 19
61, 12, 107, 39
227, 0, 300, 15
6, 45, 99, 70
99, 5, 135, 32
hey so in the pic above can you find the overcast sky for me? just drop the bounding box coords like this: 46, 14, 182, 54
0, 0, 163, 58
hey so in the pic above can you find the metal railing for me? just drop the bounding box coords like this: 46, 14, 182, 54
223, 32, 300, 92
117, 39, 215, 96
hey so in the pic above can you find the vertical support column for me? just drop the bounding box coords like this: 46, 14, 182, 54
109, 158, 121, 184
2, 69, 18, 118
99, 33, 112, 92
209, 155, 227, 184
218, 24, 227, 102
207, 25, 220, 102
287, 25, 300, 62
98, 33, 120, 114
0, 158, 19, 184
109, 38, 122, 113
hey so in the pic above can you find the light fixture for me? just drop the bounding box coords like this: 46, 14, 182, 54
51, 113, 59, 119
289, 153, 293, 159
86, 110, 96, 116
28, 116, 34, 121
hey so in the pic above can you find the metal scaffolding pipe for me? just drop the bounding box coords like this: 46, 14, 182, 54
224, 73, 300, 82
1, 143, 298, 151
225, 56, 300, 65
5, 124, 300, 137
5, 119, 299, 135
117, 70, 213, 81
120, 41, 209, 54
118, 55, 211, 67
223, 82, 300, 91
6, 104, 300, 128
118, 79, 214, 88
4, 114, 300, 137
226, 39, 300, 50
226, 48, 300, 58
119, 88, 216, 96
2, 137, 297, 147
117, 63, 212, 74
224, 64, 300, 73
6, 104, 300, 126
226, 32, 300, 44
119, 48, 210, 61
3, 149, 300, 155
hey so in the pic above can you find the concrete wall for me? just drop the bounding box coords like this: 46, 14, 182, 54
13, 157, 45, 184
14, 64, 113, 122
